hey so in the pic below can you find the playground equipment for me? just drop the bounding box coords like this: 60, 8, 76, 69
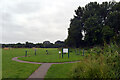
75, 49, 84, 56
25, 49, 37, 57
35, 49, 36, 56
75, 49, 80, 55
25, 50, 27, 57
46, 50, 48, 54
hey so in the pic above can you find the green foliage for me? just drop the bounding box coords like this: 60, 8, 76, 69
65, 18, 83, 48
70, 56, 112, 78
69, 43, 120, 78
66, 1, 120, 47
102, 26, 114, 43
2, 40, 65, 48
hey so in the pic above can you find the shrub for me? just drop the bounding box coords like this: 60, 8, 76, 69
69, 42, 120, 79
69, 55, 113, 79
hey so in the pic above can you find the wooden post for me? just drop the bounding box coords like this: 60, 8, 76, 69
68, 48, 69, 58
79, 49, 80, 55
62, 48, 63, 58
75, 49, 77, 55
59, 51, 61, 58
46, 50, 48, 55
35, 49, 36, 56
25, 50, 27, 57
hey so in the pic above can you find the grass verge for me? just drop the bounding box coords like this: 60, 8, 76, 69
45, 63, 76, 78
2, 48, 40, 79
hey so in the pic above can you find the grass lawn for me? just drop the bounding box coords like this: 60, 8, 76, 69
44, 45, 120, 78
2, 48, 91, 79
0, 48, 2, 79
2, 46, 119, 78
2, 48, 40, 79
45, 63, 76, 78
19, 48, 87, 63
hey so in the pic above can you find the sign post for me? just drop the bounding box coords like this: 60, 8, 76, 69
79, 49, 80, 55
35, 49, 36, 56
59, 51, 61, 58
46, 50, 48, 55
68, 48, 69, 58
62, 48, 69, 58
62, 49, 63, 58
25, 50, 27, 57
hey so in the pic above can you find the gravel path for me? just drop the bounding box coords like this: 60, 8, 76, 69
12, 56, 80, 79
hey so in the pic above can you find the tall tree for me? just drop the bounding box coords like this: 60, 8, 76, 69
66, 1, 120, 47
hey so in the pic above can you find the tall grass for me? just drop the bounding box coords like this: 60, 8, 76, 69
69, 42, 120, 79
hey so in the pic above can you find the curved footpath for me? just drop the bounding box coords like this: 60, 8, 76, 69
12, 56, 80, 80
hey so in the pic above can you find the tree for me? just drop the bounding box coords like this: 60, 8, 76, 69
43, 41, 52, 48
35, 43, 43, 48
66, 1, 120, 47
54, 40, 64, 48
84, 16, 103, 46
102, 25, 114, 43
66, 7, 84, 48
25, 42, 34, 48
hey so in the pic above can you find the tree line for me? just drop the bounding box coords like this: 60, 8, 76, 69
2, 40, 65, 48
65, 1, 120, 48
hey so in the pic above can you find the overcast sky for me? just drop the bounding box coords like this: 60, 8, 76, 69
0, 0, 119, 44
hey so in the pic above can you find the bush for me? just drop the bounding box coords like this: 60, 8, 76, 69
69, 54, 113, 79
69, 42, 120, 79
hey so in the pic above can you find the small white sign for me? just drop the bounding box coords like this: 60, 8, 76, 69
63, 48, 68, 53
59, 51, 61, 54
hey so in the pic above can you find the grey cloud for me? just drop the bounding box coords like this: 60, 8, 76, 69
11, 1, 43, 14
1, 0, 115, 44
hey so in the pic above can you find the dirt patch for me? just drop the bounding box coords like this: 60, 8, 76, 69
4, 48, 10, 50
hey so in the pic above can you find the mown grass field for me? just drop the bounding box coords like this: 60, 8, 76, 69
2, 48, 40, 79
3, 47, 118, 79
19, 48, 87, 63
45, 63, 76, 78
45, 43, 120, 78
2, 48, 87, 79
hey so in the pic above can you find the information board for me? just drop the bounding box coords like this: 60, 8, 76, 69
63, 48, 68, 53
